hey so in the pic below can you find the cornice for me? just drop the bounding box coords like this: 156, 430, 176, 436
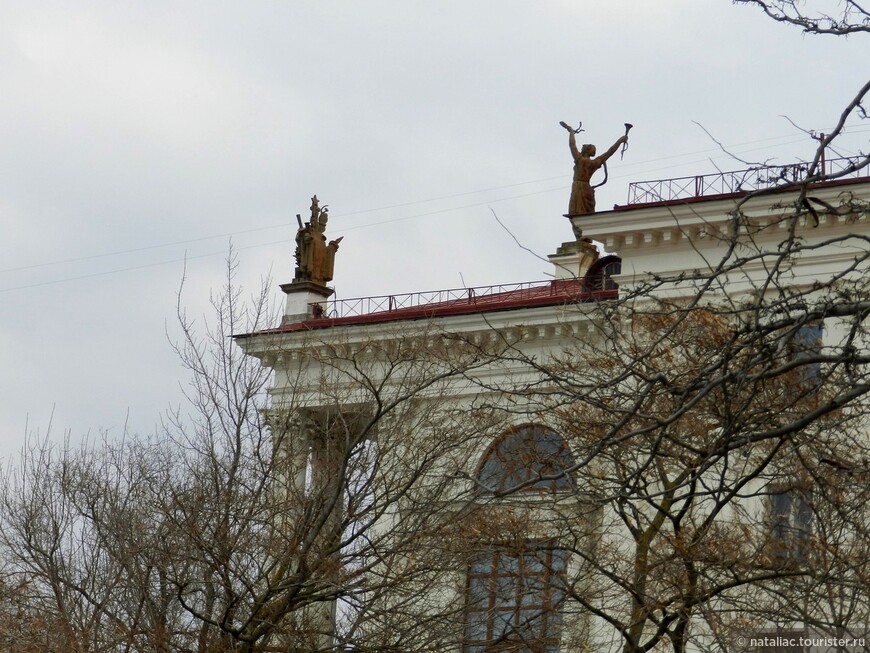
237, 300, 609, 369
573, 180, 870, 253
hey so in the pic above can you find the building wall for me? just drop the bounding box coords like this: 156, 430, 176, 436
238, 178, 870, 652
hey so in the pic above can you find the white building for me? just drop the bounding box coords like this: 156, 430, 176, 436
238, 160, 870, 653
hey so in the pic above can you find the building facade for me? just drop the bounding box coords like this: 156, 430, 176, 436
238, 165, 870, 653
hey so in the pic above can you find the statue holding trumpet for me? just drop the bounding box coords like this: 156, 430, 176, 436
561, 121, 633, 215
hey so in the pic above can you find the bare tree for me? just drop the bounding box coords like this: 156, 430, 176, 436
0, 256, 509, 653
1, 6, 867, 653
734, 0, 870, 35
464, 291, 869, 652
432, 6, 870, 651
450, 5, 870, 649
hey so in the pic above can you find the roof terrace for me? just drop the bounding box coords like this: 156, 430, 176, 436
247, 162, 870, 338
622, 155, 867, 207
264, 278, 617, 333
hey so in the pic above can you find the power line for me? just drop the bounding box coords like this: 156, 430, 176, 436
3, 126, 867, 281
0, 223, 291, 274
0, 243, 266, 294
0, 188, 566, 293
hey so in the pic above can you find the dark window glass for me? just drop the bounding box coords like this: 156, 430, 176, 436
792, 323, 823, 385
477, 426, 575, 493
770, 488, 812, 562
464, 545, 568, 653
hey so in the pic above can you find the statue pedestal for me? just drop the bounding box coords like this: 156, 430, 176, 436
280, 281, 334, 323
548, 236, 600, 281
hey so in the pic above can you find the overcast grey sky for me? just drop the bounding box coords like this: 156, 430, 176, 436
1, 1, 867, 455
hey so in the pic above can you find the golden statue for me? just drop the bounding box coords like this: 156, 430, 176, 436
562, 121, 631, 215
294, 195, 343, 286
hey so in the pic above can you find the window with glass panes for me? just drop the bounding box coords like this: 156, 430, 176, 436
464, 545, 568, 653
770, 488, 812, 562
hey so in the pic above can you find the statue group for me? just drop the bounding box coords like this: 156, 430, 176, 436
562, 121, 631, 215
293, 195, 343, 287
290, 122, 628, 289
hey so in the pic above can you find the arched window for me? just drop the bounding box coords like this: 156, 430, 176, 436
477, 425, 575, 493
466, 427, 574, 651
584, 255, 621, 291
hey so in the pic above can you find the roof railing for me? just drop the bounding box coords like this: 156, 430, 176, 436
310, 279, 583, 319
626, 156, 867, 205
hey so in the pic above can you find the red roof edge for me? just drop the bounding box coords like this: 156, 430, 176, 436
239, 285, 618, 337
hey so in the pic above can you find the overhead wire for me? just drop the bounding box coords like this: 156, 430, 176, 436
0, 187, 568, 294
6, 125, 867, 277
2, 125, 867, 293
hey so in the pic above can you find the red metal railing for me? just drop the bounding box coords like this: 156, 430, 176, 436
311, 279, 583, 319
626, 156, 867, 205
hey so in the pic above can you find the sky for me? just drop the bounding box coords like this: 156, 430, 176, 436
1, 1, 867, 457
